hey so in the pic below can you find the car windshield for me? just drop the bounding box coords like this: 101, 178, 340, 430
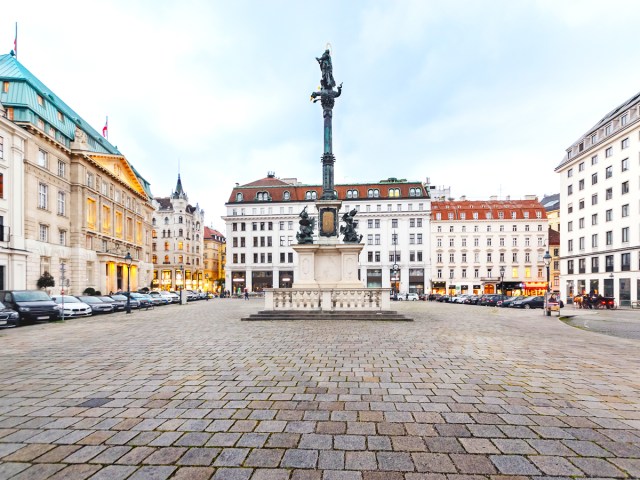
54, 296, 81, 303
79, 296, 102, 304
13, 291, 52, 301
110, 295, 127, 301
98, 297, 115, 302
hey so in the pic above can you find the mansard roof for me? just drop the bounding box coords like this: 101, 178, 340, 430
431, 199, 546, 221
227, 175, 428, 204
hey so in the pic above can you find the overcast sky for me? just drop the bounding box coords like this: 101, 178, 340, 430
4, 1, 640, 229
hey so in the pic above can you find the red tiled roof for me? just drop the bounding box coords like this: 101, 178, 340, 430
548, 228, 560, 245
432, 200, 546, 221
227, 179, 427, 204
204, 226, 225, 239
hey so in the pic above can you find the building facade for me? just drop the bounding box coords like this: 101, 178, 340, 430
430, 198, 549, 297
223, 174, 431, 295
0, 102, 28, 290
556, 92, 640, 306
0, 53, 154, 295
152, 175, 205, 292
203, 226, 225, 294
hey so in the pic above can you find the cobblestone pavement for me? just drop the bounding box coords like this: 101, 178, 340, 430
0, 299, 639, 480
560, 307, 640, 341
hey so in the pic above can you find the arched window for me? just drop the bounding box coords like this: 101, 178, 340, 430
236, 192, 243, 202
196, 222, 200, 229
152, 218, 156, 226
389, 188, 400, 198
152, 229, 157, 238
283, 191, 290, 200
179, 216, 183, 223
373, 189, 379, 198
312, 191, 317, 200
196, 234, 200, 241
164, 217, 169, 225
152, 255, 157, 264
164, 255, 169, 263
164, 241, 170, 251
368, 189, 374, 198
351, 190, 358, 199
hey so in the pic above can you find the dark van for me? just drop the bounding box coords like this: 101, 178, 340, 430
0, 290, 60, 324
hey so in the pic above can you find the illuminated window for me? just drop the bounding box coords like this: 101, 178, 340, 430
178, 241, 184, 250
87, 198, 97, 229
102, 205, 111, 234
115, 211, 123, 238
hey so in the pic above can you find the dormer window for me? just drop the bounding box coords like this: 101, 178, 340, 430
283, 191, 290, 200
346, 189, 358, 199
256, 191, 270, 201
367, 188, 380, 198
409, 187, 422, 197
37, 95, 44, 106
236, 192, 243, 202
605, 123, 612, 135
305, 191, 317, 200
621, 113, 628, 126
388, 188, 400, 198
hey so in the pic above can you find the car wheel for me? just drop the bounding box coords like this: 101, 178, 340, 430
524, 304, 530, 309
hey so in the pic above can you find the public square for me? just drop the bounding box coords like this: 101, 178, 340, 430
0, 300, 639, 480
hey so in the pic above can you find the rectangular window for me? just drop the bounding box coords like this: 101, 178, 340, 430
38, 149, 48, 168
579, 237, 585, 250
38, 183, 48, 209
591, 154, 598, 164
39, 224, 48, 242
579, 217, 585, 229
622, 204, 629, 217
621, 253, 631, 271
606, 187, 613, 200
591, 213, 597, 225
59, 229, 66, 246
592, 234, 598, 248
568, 239, 573, 252
605, 146, 613, 157
409, 234, 415, 244
622, 227, 629, 243
606, 165, 612, 178
621, 138, 629, 149
578, 179, 584, 190
621, 158, 629, 171
57, 160, 66, 177
606, 209, 612, 222
579, 258, 586, 274
606, 230, 613, 245
591, 173, 598, 185
367, 234, 373, 246
391, 219, 398, 228
622, 181, 629, 194
417, 234, 422, 244
567, 260, 574, 274
375, 234, 380, 245
57, 191, 65, 216
591, 194, 598, 205
578, 162, 585, 171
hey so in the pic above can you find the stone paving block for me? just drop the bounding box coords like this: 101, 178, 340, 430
334, 434, 366, 450
236, 432, 269, 448
299, 433, 333, 450
376, 451, 415, 471
323, 471, 362, 480
47, 464, 102, 480
317, 421, 347, 434
2, 443, 55, 461
9, 463, 65, 480
245, 447, 285, 467
489, 454, 541, 475
411, 452, 456, 473
529, 454, 583, 476
434, 424, 471, 437
610, 458, 640, 478
213, 447, 249, 466
105, 430, 138, 445
116, 446, 155, 464
345, 450, 377, 470
207, 432, 242, 447
212, 467, 253, 480
459, 437, 500, 454
251, 468, 291, 480
319, 450, 345, 470
491, 438, 537, 455
449, 453, 497, 474
569, 456, 628, 478
174, 432, 211, 446
177, 446, 220, 465
142, 446, 187, 464
424, 437, 465, 453
291, 470, 322, 480
127, 465, 176, 480
0, 462, 30, 479
89, 446, 132, 464
64, 445, 108, 463
281, 449, 319, 468
362, 473, 404, 480
266, 432, 301, 448
527, 439, 575, 456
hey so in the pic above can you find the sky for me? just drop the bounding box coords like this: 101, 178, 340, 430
4, 0, 640, 230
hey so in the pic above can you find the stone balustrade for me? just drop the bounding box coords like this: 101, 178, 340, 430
264, 288, 391, 311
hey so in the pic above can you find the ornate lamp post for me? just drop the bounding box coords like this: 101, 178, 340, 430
499, 265, 505, 295
543, 250, 551, 316
125, 252, 132, 314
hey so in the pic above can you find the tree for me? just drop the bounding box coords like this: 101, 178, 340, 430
37, 271, 55, 290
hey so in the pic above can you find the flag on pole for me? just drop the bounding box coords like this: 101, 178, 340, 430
102, 116, 108, 139
12, 23, 17, 58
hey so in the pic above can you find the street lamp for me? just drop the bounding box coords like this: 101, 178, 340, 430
543, 250, 551, 316
499, 265, 505, 295
125, 252, 132, 314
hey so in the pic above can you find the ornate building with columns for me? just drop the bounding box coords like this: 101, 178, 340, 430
152, 175, 205, 292
0, 53, 154, 294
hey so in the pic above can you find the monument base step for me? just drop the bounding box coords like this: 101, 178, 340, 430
241, 310, 412, 321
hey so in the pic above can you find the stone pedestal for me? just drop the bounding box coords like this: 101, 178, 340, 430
292, 243, 363, 289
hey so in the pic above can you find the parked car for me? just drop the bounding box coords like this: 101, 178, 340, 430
185, 290, 198, 301
148, 291, 170, 305
77, 296, 115, 314
511, 296, 545, 309
97, 295, 126, 311
51, 295, 92, 318
464, 295, 480, 305
110, 294, 139, 309
481, 294, 508, 306
159, 291, 180, 303
500, 296, 524, 308
437, 295, 451, 303
0, 300, 20, 328
398, 293, 419, 301
129, 292, 154, 309
0, 290, 60, 323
